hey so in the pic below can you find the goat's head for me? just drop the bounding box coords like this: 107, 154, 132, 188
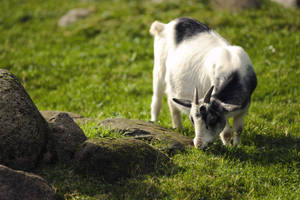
173, 86, 240, 149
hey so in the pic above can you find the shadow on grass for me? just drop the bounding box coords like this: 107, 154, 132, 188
206, 133, 300, 165
34, 161, 182, 200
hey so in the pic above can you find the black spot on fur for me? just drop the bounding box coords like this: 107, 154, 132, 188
175, 18, 211, 45
213, 71, 242, 104
245, 66, 257, 95
213, 67, 257, 108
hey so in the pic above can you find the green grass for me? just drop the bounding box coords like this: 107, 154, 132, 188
1, 0, 299, 199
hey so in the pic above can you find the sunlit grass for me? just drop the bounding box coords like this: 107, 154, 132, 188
1, 0, 299, 199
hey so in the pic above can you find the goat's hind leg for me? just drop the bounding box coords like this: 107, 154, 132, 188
150, 49, 166, 122
150, 72, 165, 122
150, 29, 168, 122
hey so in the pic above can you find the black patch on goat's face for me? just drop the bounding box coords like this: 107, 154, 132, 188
206, 100, 226, 130
193, 100, 226, 131
190, 100, 226, 149
175, 17, 211, 45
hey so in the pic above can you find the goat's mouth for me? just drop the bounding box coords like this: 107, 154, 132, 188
193, 138, 214, 150
201, 141, 214, 150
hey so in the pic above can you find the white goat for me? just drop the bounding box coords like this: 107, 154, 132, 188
150, 18, 257, 149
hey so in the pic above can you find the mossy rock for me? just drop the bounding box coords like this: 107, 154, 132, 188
99, 118, 193, 155
0, 69, 49, 170
74, 138, 170, 182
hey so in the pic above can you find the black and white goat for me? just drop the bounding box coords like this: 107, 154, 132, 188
150, 18, 257, 149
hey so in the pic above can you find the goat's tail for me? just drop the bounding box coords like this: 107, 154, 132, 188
150, 21, 165, 36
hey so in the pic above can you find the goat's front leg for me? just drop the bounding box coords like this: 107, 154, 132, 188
233, 114, 245, 146
167, 98, 182, 129
220, 120, 232, 146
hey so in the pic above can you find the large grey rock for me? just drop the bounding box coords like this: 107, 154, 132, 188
211, 0, 261, 11
58, 8, 94, 27
75, 138, 170, 182
43, 112, 87, 163
41, 110, 92, 124
0, 69, 49, 170
271, 0, 299, 8
0, 164, 61, 200
99, 118, 193, 155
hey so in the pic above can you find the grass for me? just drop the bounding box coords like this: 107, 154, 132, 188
1, 0, 299, 199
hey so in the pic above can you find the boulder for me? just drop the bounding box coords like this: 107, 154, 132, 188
75, 138, 170, 182
99, 118, 193, 155
58, 8, 94, 27
0, 164, 61, 200
0, 69, 49, 170
271, 0, 300, 8
43, 112, 87, 163
211, 0, 261, 11
41, 110, 92, 124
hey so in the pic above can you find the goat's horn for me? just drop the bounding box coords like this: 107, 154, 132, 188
204, 86, 214, 103
193, 88, 199, 105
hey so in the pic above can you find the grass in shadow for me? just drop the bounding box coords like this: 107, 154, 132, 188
205, 133, 299, 165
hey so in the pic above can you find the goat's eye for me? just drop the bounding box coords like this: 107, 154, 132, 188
199, 105, 206, 115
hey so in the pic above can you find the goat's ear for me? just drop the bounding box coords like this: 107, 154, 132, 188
172, 98, 192, 108
220, 102, 241, 113
211, 98, 241, 113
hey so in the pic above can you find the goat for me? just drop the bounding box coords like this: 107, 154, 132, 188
150, 18, 257, 149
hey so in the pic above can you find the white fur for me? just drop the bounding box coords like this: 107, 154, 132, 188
150, 19, 253, 148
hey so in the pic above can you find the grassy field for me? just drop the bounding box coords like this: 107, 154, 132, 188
1, 0, 299, 199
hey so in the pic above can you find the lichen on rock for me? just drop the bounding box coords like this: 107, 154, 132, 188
99, 118, 193, 155
75, 138, 170, 182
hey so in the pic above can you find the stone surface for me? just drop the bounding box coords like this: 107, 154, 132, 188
41, 110, 92, 124
58, 8, 94, 27
0, 69, 49, 170
43, 112, 87, 163
271, 0, 299, 8
0, 164, 61, 200
211, 0, 261, 11
99, 118, 193, 155
75, 138, 170, 182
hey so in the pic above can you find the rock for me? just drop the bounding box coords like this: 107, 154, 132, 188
43, 112, 87, 163
0, 164, 61, 200
75, 138, 170, 182
99, 118, 193, 155
211, 0, 261, 11
271, 0, 300, 8
58, 8, 94, 27
41, 110, 92, 124
0, 69, 49, 170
